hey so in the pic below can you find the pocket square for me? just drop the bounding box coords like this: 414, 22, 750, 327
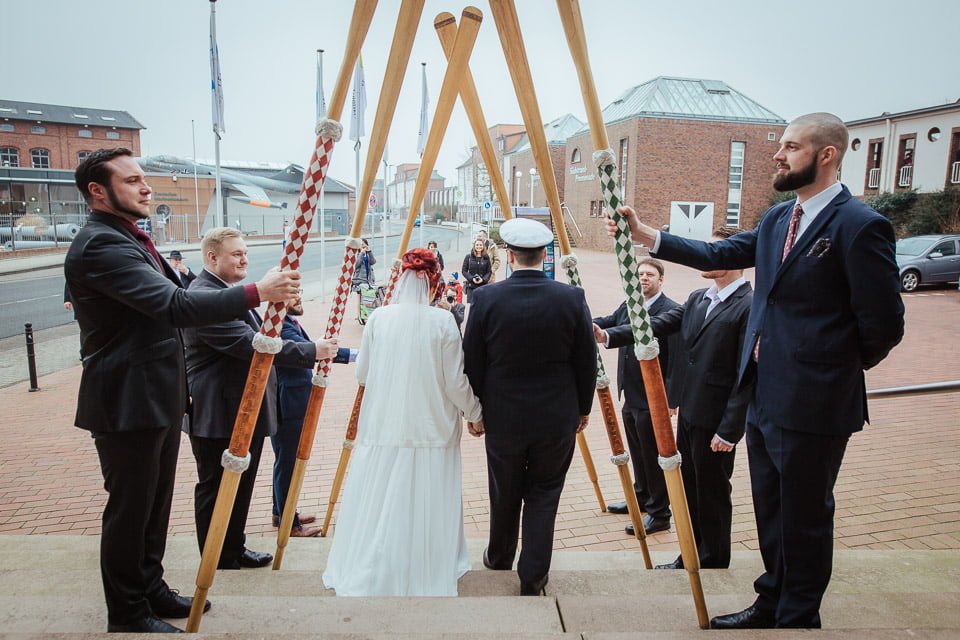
806, 237, 831, 257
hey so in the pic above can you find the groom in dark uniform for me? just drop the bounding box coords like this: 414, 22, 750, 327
463, 217, 596, 596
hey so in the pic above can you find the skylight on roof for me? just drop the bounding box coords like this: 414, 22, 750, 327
26, 109, 43, 115
700, 80, 730, 95
100, 116, 116, 121
73, 114, 89, 119
0, 108, 14, 113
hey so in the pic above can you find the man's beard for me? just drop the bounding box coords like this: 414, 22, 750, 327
105, 184, 148, 219
773, 156, 818, 192
288, 305, 303, 316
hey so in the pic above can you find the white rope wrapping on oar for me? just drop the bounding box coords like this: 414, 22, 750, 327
658, 452, 682, 471
596, 372, 611, 390
311, 373, 327, 387
559, 254, 578, 270
345, 237, 363, 249
221, 449, 251, 473
251, 333, 283, 354
610, 452, 630, 466
343, 439, 355, 450
315, 118, 343, 140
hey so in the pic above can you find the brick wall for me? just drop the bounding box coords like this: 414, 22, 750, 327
0, 122, 141, 170
563, 117, 785, 251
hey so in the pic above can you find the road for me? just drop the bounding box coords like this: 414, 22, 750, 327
0, 225, 468, 340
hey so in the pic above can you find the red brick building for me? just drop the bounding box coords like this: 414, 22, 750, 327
504, 113, 585, 209
562, 77, 786, 250
0, 99, 143, 170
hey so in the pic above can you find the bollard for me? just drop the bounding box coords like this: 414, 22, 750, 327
24, 323, 39, 392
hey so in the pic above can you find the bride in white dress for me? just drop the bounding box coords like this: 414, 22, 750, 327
322, 248, 483, 596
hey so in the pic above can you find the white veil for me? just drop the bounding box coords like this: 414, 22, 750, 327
390, 268, 435, 305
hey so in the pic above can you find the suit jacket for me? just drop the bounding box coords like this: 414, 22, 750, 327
593, 295, 679, 409
463, 269, 596, 441
652, 283, 753, 443
276, 316, 351, 423
64, 211, 251, 432
183, 270, 317, 439
177, 268, 197, 289
656, 185, 904, 436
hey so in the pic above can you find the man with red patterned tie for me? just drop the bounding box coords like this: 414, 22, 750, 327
612, 113, 904, 629
66, 148, 301, 633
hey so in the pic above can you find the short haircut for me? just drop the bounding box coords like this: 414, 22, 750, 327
201, 227, 242, 261
637, 256, 664, 277
74, 147, 133, 203
427, 240, 438, 248
508, 246, 544, 267
791, 112, 848, 166
712, 225, 743, 239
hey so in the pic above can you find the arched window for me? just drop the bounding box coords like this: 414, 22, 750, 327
31, 125, 46, 134
77, 150, 92, 164
78, 129, 93, 138
571, 148, 581, 163
31, 148, 51, 169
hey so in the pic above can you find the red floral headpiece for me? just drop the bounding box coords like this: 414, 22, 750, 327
401, 248, 443, 301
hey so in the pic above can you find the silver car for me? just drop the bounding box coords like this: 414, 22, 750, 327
895, 234, 960, 292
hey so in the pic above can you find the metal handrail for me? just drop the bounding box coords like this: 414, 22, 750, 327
561, 203, 583, 238
867, 380, 960, 399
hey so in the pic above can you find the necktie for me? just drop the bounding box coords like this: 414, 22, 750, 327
692, 292, 711, 329
781, 203, 804, 263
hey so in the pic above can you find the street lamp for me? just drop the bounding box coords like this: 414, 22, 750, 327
529, 167, 538, 207
514, 169, 522, 212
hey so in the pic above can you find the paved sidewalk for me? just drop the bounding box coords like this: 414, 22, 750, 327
0, 247, 957, 559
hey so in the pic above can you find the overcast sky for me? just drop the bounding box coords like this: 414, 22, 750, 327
4, 0, 956, 187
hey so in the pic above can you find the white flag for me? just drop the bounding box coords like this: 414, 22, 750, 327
349, 55, 367, 141
417, 63, 429, 155
316, 50, 326, 120
209, 1, 225, 135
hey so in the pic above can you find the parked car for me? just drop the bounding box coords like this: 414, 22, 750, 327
894, 234, 960, 292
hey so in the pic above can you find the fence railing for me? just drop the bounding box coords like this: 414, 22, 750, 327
898, 164, 913, 188
868, 167, 881, 189
867, 380, 960, 399
951, 161, 960, 185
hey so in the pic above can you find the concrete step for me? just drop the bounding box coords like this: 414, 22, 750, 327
0, 536, 956, 636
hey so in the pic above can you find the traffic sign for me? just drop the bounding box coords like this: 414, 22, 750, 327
368, 193, 378, 209
483, 201, 492, 210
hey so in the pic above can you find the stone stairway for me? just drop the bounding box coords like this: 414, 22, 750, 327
0, 536, 957, 638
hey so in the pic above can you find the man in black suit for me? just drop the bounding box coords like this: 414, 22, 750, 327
65, 148, 300, 633
183, 227, 339, 570
614, 113, 904, 628
592, 257, 678, 536
463, 217, 596, 597
649, 226, 753, 570
166, 250, 196, 288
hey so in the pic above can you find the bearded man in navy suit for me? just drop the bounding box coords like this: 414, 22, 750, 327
613, 113, 904, 629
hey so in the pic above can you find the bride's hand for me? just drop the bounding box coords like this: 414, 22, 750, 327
467, 420, 485, 437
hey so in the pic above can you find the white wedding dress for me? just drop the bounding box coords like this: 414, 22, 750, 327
322, 270, 483, 596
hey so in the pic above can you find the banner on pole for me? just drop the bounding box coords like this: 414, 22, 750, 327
316, 49, 326, 120
349, 54, 367, 141
209, 1, 225, 135
417, 63, 429, 155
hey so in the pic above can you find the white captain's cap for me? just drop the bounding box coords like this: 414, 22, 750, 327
500, 217, 553, 249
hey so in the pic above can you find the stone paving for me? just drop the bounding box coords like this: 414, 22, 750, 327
0, 246, 957, 560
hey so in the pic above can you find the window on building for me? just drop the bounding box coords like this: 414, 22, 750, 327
78, 129, 93, 138
726, 141, 745, 226
866, 139, 883, 190
31, 148, 50, 169
619, 138, 629, 196
928, 127, 941, 142
0, 123, 13, 132
106, 131, 120, 140
896, 136, 915, 189
947, 129, 960, 186
571, 148, 581, 163
77, 150, 92, 164
0, 147, 20, 167
31, 125, 46, 135
851, 138, 861, 151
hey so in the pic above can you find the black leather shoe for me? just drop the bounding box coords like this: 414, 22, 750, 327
520, 574, 548, 596
107, 615, 183, 633
606, 501, 628, 514
655, 557, 684, 570
237, 548, 273, 568
710, 605, 776, 629
482, 547, 511, 570
626, 516, 670, 536
150, 588, 211, 618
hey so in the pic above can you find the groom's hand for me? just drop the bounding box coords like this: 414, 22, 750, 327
467, 420, 485, 437
577, 415, 589, 433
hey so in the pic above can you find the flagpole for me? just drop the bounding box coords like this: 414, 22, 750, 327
209, 0, 225, 227
381, 144, 388, 261
191, 119, 200, 239
350, 53, 367, 249
318, 49, 326, 301
418, 61, 427, 247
